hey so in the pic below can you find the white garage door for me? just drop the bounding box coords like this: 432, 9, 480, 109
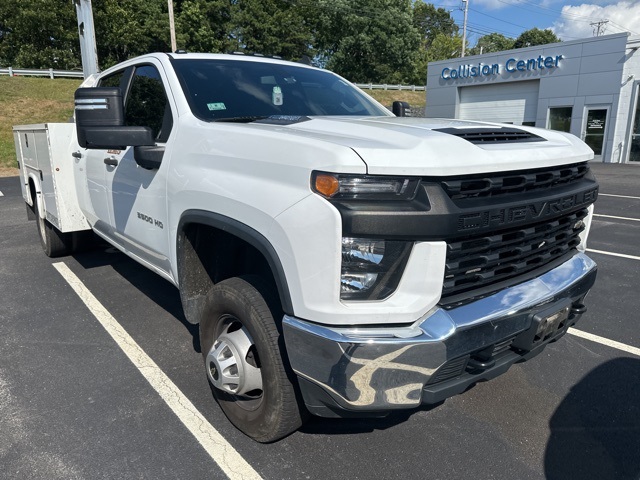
458, 80, 540, 125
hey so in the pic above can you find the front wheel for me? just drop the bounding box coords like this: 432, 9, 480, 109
199, 276, 304, 442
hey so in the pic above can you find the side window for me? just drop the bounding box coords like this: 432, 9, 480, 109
99, 70, 125, 89
125, 65, 173, 142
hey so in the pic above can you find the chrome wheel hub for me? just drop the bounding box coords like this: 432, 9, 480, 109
206, 322, 262, 396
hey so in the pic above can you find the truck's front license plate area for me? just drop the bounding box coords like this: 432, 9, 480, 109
536, 306, 570, 340
512, 300, 572, 351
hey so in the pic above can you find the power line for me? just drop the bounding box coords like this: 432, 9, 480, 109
494, 0, 639, 35
468, 7, 528, 29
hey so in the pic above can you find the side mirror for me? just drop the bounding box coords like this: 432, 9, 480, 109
75, 87, 155, 149
392, 101, 411, 117
134, 146, 164, 170
82, 125, 155, 150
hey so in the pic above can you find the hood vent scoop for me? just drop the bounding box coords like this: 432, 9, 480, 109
435, 127, 545, 144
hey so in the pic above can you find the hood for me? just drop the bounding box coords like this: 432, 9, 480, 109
253, 116, 594, 176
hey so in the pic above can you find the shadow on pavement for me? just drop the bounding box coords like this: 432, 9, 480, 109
299, 401, 444, 436
544, 357, 640, 479
72, 244, 201, 353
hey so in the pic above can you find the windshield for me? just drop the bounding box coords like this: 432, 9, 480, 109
172, 59, 391, 121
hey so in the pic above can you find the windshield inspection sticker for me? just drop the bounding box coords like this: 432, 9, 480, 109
272, 86, 283, 106
207, 102, 227, 111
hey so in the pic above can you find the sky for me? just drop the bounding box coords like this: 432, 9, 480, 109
436, 0, 640, 47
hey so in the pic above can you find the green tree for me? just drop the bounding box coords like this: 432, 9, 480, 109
93, 0, 171, 69
413, 2, 458, 47
0, 0, 79, 69
513, 28, 560, 49
409, 3, 461, 85
176, 0, 233, 53
314, 0, 421, 84
230, 0, 313, 59
412, 32, 462, 83
468, 33, 515, 56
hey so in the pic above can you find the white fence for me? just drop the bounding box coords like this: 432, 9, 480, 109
355, 83, 425, 91
0, 67, 84, 79
0, 68, 425, 89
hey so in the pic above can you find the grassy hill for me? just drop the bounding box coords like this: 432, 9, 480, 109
0, 77, 82, 175
361, 89, 426, 109
0, 77, 426, 176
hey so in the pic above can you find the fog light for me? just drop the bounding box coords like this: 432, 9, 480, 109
342, 238, 385, 265
341, 272, 379, 293
340, 237, 413, 300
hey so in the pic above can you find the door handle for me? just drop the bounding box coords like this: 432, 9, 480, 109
104, 157, 119, 166
72, 151, 82, 159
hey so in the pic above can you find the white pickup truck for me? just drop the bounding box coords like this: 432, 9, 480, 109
14, 52, 598, 442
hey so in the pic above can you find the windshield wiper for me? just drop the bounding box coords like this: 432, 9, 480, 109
213, 116, 269, 123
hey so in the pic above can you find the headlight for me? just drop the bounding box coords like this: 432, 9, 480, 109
341, 237, 412, 300
312, 172, 420, 201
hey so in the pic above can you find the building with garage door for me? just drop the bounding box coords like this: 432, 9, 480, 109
425, 32, 640, 163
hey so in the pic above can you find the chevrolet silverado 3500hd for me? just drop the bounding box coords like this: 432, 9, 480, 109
14, 52, 598, 442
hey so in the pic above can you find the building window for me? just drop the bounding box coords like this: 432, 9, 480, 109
548, 107, 572, 132
522, 121, 536, 127
631, 86, 640, 162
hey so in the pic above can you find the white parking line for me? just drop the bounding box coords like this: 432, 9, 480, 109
569, 328, 640, 357
599, 193, 640, 200
593, 213, 640, 222
0, 190, 4, 197
52, 262, 262, 480
586, 248, 640, 261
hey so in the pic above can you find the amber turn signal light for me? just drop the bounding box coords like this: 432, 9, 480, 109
314, 173, 340, 198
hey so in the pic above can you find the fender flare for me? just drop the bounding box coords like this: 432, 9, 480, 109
177, 210, 294, 315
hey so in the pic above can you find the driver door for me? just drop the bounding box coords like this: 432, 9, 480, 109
104, 61, 175, 276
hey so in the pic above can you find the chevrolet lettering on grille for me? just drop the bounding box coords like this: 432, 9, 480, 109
457, 187, 598, 232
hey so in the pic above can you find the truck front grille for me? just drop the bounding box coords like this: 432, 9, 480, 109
442, 208, 588, 299
438, 162, 589, 200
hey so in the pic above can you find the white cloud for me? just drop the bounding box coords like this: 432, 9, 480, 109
551, 1, 640, 40
470, 0, 508, 9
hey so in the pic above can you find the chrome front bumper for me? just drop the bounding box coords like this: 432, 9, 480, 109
283, 253, 597, 417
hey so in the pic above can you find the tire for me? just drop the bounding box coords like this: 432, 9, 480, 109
199, 276, 304, 442
34, 195, 71, 257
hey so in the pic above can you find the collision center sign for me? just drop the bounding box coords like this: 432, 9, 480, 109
441, 55, 563, 80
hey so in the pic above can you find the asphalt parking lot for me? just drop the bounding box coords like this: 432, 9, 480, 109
1, 162, 639, 480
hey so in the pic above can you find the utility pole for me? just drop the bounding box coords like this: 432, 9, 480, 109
590, 19, 609, 36
168, 0, 177, 53
461, 0, 469, 57
73, 0, 99, 78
